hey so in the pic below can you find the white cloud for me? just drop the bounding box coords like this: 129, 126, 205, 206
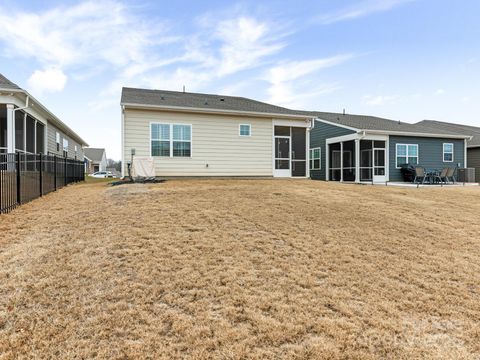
28, 68, 68, 94
317, 0, 414, 24
213, 17, 285, 76
265, 55, 353, 107
435, 88, 445, 95
0, 0, 174, 93
363, 94, 399, 106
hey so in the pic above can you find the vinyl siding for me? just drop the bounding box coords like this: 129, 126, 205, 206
388, 136, 465, 181
467, 147, 480, 182
309, 120, 356, 180
123, 109, 277, 176
47, 122, 84, 161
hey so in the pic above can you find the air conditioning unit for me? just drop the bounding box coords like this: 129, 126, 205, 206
457, 168, 476, 183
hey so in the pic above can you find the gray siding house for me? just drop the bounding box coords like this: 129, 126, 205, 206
417, 120, 480, 182
0, 74, 87, 159
307, 112, 470, 183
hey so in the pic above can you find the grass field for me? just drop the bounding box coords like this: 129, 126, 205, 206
1, 179, 480, 359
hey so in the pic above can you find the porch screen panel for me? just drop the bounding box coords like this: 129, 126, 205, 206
360, 140, 373, 181
291, 127, 306, 177
15, 111, 24, 152
0, 105, 6, 152
343, 140, 356, 182
26, 116, 35, 154
329, 143, 341, 181
36, 122, 45, 154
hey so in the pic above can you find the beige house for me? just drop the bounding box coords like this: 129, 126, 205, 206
121, 88, 314, 178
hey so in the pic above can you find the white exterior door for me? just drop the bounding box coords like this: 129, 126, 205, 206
373, 148, 386, 182
274, 136, 291, 177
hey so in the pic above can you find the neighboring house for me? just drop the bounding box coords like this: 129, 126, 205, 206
417, 120, 480, 181
306, 112, 470, 182
0, 74, 87, 158
121, 88, 313, 178
84, 148, 107, 173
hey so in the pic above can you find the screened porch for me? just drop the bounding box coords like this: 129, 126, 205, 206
326, 135, 388, 183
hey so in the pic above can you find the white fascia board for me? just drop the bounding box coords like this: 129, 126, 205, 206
273, 118, 312, 128
122, 102, 314, 121
363, 129, 471, 139
326, 133, 359, 144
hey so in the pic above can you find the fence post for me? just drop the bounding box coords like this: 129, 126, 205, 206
39, 154, 43, 197
64, 158, 67, 185
16, 152, 21, 205
54, 156, 57, 191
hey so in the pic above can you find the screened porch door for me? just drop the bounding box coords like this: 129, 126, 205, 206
373, 148, 386, 182
274, 136, 291, 177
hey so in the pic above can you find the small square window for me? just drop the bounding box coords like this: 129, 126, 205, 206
239, 124, 251, 136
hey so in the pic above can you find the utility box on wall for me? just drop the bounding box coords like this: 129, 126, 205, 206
457, 168, 476, 183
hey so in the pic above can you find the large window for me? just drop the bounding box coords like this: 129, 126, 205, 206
443, 143, 453, 162
396, 144, 418, 168
310, 148, 321, 170
151, 123, 191, 157
172, 124, 191, 157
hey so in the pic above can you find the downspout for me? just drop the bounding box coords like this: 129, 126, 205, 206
121, 105, 125, 178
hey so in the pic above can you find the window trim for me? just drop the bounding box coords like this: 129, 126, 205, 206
443, 143, 454, 162
150, 122, 192, 158
239, 124, 251, 137
309, 147, 321, 170
56, 132, 60, 152
395, 143, 419, 168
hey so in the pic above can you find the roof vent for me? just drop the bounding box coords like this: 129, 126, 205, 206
220, 98, 225, 102
204, 99, 208, 105
160, 95, 165, 100
343, 108, 345, 115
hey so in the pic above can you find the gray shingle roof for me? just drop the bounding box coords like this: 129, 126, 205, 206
0, 73, 21, 90
121, 87, 308, 117
121, 87, 470, 139
416, 120, 480, 147
296, 110, 471, 137
84, 148, 105, 162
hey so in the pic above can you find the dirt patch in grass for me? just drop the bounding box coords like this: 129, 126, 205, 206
0, 180, 480, 359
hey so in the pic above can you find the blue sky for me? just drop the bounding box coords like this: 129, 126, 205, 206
1, 0, 479, 160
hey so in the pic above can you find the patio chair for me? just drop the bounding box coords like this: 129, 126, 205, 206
446, 167, 456, 184
433, 168, 449, 185
413, 167, 427, 184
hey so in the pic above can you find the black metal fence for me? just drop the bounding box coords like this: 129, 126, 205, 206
0, 153, 84, 214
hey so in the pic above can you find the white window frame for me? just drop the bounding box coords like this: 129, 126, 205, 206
239, 124, 251, 137
395, 143, 419, 168
56, 132, 60, 152
150, 122, 192, 158
310, 147, 321, 170
443, 143, 454, 162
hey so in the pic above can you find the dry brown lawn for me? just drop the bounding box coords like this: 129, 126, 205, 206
1, 179, 480, 359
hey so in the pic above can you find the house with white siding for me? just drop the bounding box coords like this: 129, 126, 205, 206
84, 148, 108, 173
0, 74, 87, 159
121, 88, 313, 178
